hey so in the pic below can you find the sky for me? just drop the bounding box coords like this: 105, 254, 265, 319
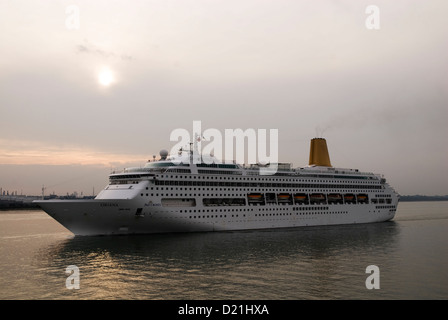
0, 0, 447, 196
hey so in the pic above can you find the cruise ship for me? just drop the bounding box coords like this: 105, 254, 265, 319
34, 138, 399, 236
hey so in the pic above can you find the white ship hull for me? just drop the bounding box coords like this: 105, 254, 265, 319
35, 192, 398, 236
34, 138, 399, 236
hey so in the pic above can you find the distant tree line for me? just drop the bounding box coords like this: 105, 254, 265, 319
400, 195, 448, 202
0, 199, 39, 209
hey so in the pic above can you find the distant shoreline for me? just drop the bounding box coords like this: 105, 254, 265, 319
0, 202, 40, 210
0, 195, 94, 210
399, 195, 448, 202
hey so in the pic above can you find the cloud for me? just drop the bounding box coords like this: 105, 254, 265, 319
76, 40, 133, 61
0, 138, 147, 167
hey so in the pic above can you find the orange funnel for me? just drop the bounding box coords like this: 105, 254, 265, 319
309, 138, 332, 167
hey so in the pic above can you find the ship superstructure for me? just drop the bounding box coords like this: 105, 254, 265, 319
35, 138, 399, 235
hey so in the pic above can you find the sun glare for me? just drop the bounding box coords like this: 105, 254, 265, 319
98, 68, 114, 86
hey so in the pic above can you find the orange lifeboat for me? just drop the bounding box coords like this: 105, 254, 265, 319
277, 194, 292, 203
344, 194, 355, 202
310, 194, 326, 203
310, 194, 325, 200
247, 194, 263, 202
328, 194, 342, 203
357, 194, 368, 203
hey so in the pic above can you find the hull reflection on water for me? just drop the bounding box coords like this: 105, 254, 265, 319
37, 221, 400, 299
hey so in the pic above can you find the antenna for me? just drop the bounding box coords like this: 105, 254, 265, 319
41, 185, 46, 200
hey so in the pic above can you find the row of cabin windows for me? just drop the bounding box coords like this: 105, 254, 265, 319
142, 193, 379, 199
159, 203, 354, 213
178, 207, 296, 213
146, 186, 386, 193
375, 205, 396, 209
153, 180, 382, 189
186, 210, 349, 219
159, 174, 377, 183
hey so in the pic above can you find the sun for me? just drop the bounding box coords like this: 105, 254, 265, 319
98, 68, 114, 86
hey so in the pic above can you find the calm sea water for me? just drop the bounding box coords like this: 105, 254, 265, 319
0, 201, 447, 300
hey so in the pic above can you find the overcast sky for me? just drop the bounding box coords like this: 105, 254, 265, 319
1, 0, 447, 196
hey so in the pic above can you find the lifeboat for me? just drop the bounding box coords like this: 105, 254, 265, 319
277, 194, 292, 203
310, 193, 326, 203
247, 194, 263, 202
294, 194, 308, 205
328, 194, 343, 203
357, 194, 368, 203
344, 194, 356, 203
